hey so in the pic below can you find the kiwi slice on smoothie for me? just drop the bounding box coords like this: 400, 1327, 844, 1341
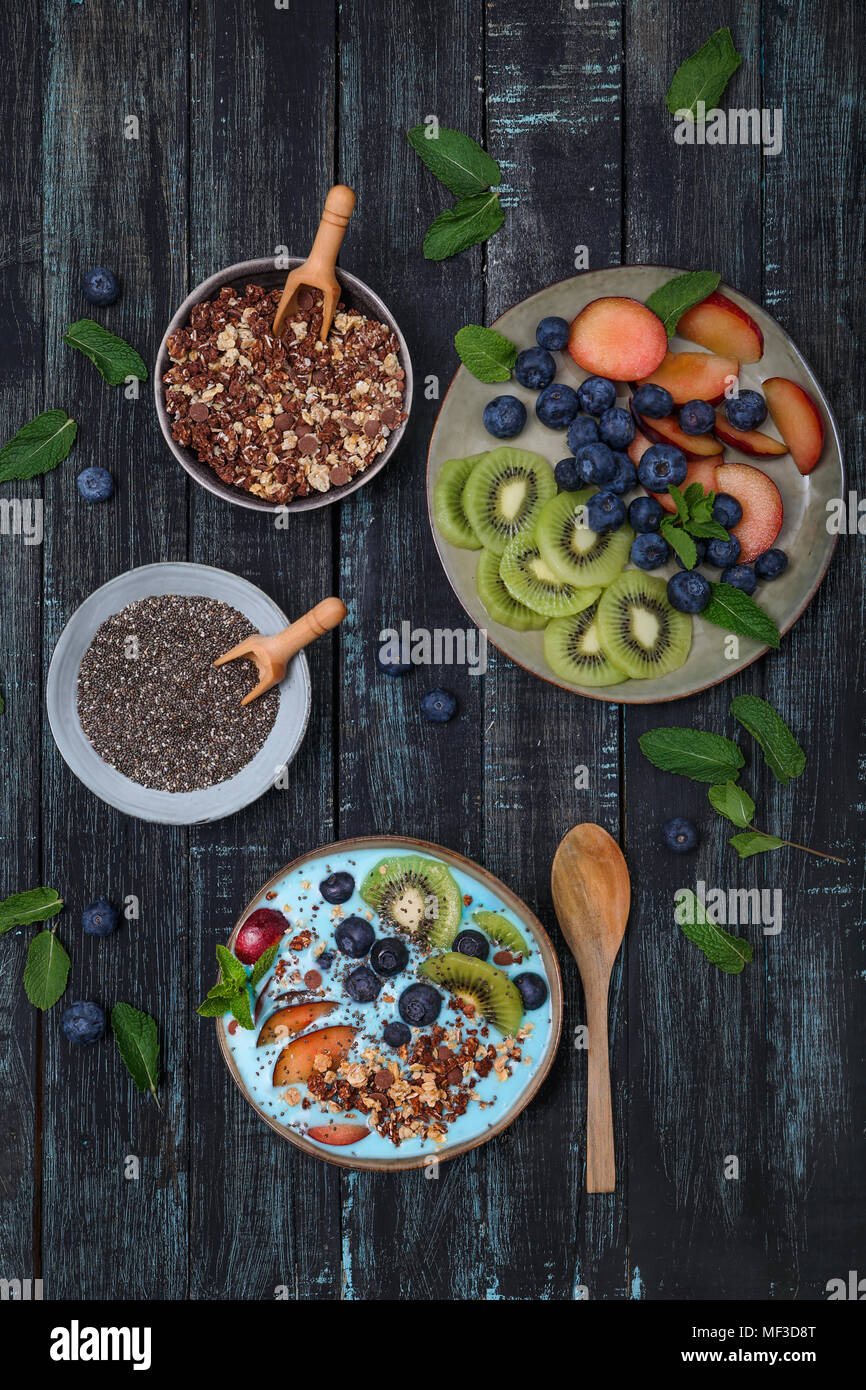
472, 909, 530, 958
596, 571, 691, 680
462, 447, 556, 555
499, 534, 601, 618
535, 488, 633, 589
418, 952, 524, 1036
544, 602, 628, 687
476, 548, 546, 631
433, 453, 485, 549
360, 854, 463, 949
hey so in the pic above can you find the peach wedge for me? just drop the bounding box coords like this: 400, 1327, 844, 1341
714, 462, 783, 564
636, 350, 738, 406
257, 1000, 337, 1046
272, 1024, 357, 1087
677, 291, 764, 364
764, 377, 824, 474
307, 1123, 371, 1147
632, 406, 723, 457
568, 297, 668, 380
713, 409, 788, 458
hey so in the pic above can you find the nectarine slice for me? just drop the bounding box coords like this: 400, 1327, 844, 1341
257, 1000, 336, 1046
272, 1025, 357, 1087
627, 430, 652, 468
650, 459, 718, 515
713, 409, 788, 458
677, 291, 764, 364
633, 408, 723, 457
636, 350, 739, 406
763, 377, 824, 475
714, 462, 783, 563
307, 1123, 371, 1147
568, 297, 668, 380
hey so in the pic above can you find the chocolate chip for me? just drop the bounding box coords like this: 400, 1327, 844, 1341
446, 1067, 463, 1087
303, 970, 322, 990
363, 418, 380, 437
297, 289, 314, 310
189, 402, 209, 422
280, 394, 294, 412
381, 407, 398, 428
274, 412, 293, 432
294, 421, 314, 436
374, 1069, 393, 1092
437, 1045, 454, 1063
298, 434, 319, 455
329, 466, 349, 487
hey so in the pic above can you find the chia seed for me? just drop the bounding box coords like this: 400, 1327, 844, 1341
77, 594, 279, 792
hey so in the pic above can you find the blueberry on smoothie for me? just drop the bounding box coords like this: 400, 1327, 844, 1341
597, 406, 634, 450
725, 390, 767, 431
318, 951, 335, 971
577, 375, 616, 417
82, 267, 120, 305
637, 443, 688, 492
632, 383, 674, 418
483, 395, 526, 439
628, 495, 665, 534
76, 467, 114, 502
667, 570, 711, 615
535, 315, 570, 350
678, 399, 715, 435
514, 346, 556, 391
453, 928, 490, 960
82, 899, 119, 937
535, 382, 580, 430
554, 457, 583, 492
398, 982, 442, 1027
662, 817, 699, 853
335, 915, 375, 958
754, 547, 788, 580
383, 1020, 412, 1049
320, 871, 355, 904
514, 972, 548, 1010
61, 1001, 106, 1044
345, 964, 382, 1003
370, 937, 409, 977
566, 414, 599, 451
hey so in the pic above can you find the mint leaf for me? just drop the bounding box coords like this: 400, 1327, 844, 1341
708, 781, 756, 828
702, 582, 781, 649
0, 887, 63, 936
667, 483, 689, 524
454, 324, 517, 383
111, 1002, 160, 1102
63, 319, 148, 386
407, 125, 500, 198
730, 830, 786, 859
639, 726, 744, 782
423, 191, 504, 261
683, 481, 706, 510
250, 941, 280, 991
23, 930, 71, 1009
674, 889, 753, 974
216, 943, 246, 989
665, 28, 742, 122
197, 993, 234, 1018
0, 410, 77, 483
685, 518, 729, 541
229, 990, 254, 1031
730, 695, 806, 785
645, 270, 722, 337
660, 517, 697, 570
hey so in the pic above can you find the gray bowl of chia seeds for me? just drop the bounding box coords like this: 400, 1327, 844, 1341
46, 563, 312, 825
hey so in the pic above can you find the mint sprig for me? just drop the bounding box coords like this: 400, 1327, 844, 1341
197, 941, 281, 1030
408, 124, 504, 261
658, 483, 730, 569
454, 324, 517, 383
423, 191, 504, 261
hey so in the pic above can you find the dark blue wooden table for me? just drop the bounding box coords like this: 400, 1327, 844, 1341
1, 0, 863, 1301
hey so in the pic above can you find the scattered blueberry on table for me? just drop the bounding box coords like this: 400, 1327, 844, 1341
377, 649, 412, 676
60, 1001, 106, 1044
76, 467, 114, 502
82, 267, 120, 306
82, 899, 119, 937
421, 687, 457, 722
662, 818, 700, 854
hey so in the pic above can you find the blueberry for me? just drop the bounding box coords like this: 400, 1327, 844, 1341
566, 415, 599, 451
320, 871, 355, 904
662, 817, 699, 853
514, 346, 556, 391
721, 564, 757, 595
678, 399, 715, 435
82, 267, 120, 306
675, 538, 708, 569
637, 443, 688, 492
667, 570, 711, 614
377, 648, 411, 676
598, 406, 635, 450
607, 451, 638, 495
577, 376, 616, 417
705, 536, 742, 568
61, 1001, 106, 1045
398, 982, 442, 1027
82, 899, 119, 937
535, 382, 580, 430
536, 316, 570, 351
514, 972, 548, 1010
586, 490, 626, 534
628, 495, 665, 534
345, 964, 382, 1004
725, 389, 767, 431
483, 395, 526, 439
453, 928, 490, 960
554, 457, 583, 492
334, 915, 375, 958
711, 493, 743, 529
575, 440, 616, 485
370, 936, 409, 977
421, 687, 457, 723
76, 467, 114, 502
754, 547, 788, 580
630, 533, 670, 570
318, 951, 335, 971
383, 1020, 412, 1049
631, 383, 674, 419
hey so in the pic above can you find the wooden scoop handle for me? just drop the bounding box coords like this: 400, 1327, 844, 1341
585, 986, 615, 1193
272, 596, 346, 665
304, 185, 356, 280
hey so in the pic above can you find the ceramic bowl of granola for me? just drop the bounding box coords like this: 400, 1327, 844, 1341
155, 257, 412, 512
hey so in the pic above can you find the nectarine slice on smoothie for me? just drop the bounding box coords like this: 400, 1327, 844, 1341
714, 462, 783, 563
272, 1025, 357, 1086
257, 1000, 337, 1046
636, 350, 739, 406
568, 297, 668, 380
677, 291, 764, 364
713, 409, 788, 458
307, 1123, 371, 1146
763, 378, 824, 475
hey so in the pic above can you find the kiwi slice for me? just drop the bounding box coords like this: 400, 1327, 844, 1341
476, 548, 546, 632
500, 534, 601, 618
544, 602, 628, 687
418, 952, 524, 1036
596, 571, 692, 680
433, 453, 485, 549
462, 447, 556, 555
536, 488, 633, 589
472, 909, 530, 958
360, 854, 463, 949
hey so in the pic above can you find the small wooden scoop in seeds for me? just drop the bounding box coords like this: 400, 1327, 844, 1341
215, 596, 347, 706
272, 184, 356, 344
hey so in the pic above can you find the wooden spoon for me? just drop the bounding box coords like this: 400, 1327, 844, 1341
214, 596, 346, 706
551, 823, 630, 1193
272, 184, 356, 343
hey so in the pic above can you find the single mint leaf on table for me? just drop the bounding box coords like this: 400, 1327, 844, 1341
639, 726, 744, 783
730, 830, 786, 859
23, 930, 71, 1009
111, 1002, 160, 1102
729, 694, 806, 784
250, 941, 281, 991
454, 324, 517, 383
665, 27, 743, 121
702, 582, 781, 649
674, 889, 753, 974
407, 125, 500, 198
708, 781, 756, 828
215, 942, 247, 989
645, 270, 722, 337
229, 990, 254, 1031
0, 410, 77, 483
423, 191, 504, 261
660, 517, 697, 570
0, 886, 63, 936
63, 318, 148, 386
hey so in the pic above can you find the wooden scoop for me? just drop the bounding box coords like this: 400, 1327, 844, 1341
551, 823, 630, 1193
272, 184, 356, 343
215, 596, 346, 706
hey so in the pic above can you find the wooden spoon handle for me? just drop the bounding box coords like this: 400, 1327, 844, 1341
272, 597, 347, 664
585, 988, 615, 1193
304, 184, 356, 279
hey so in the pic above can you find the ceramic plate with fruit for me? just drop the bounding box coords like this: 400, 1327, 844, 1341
213, 836, 563, 1170
426, 266, 843, 702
